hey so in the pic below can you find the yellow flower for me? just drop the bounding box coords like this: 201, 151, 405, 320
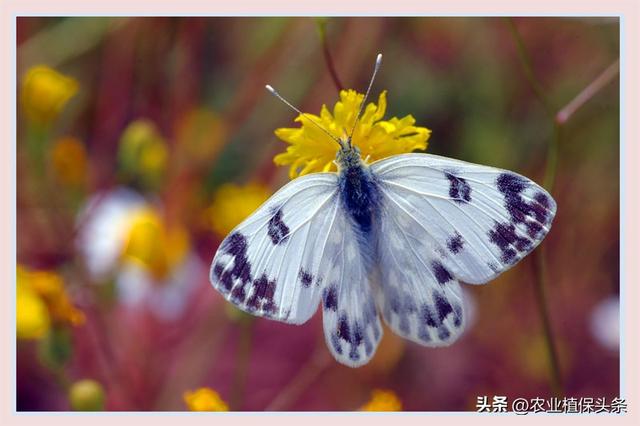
51, 136, 87, 187
16, 265, 85, 340
122, 208, 189, 280
17, 269, 50, 340
118, 120, 168, 188
69, 379, 106, 411
207, 183, 271, 238
28, 269, 85, 326
360, 389, 403, 411
183, 387, 229, 411
274, 89, 431, 178
20, 65, 78, 125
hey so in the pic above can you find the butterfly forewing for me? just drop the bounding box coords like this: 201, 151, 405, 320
371, 153, 557, 285
210, 173, 341, 324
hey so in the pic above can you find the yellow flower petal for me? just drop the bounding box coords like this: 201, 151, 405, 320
183, 387, 229, 411
118, 120, 169, 189
20, 65, 78, 125
122, 208, 189, 280
17, 265, 85, 332
360, 389, 403, 411
17, 278, 51, 340
69, 379, 106, 411
273, 89, 430, 178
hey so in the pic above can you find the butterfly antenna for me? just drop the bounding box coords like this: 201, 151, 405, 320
347, 53, 382, 145
265, 84, 342, 146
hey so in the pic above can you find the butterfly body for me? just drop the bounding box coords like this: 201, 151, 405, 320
336, 143, 381, 266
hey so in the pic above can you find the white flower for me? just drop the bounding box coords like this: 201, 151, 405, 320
590, 295, 619, 351
76, 187, 202, 320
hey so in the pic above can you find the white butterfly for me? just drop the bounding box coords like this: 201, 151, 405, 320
209, 54, 556, 367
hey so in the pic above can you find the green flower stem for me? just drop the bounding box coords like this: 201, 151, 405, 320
506, 19, 556, 118
506, 17, 563, 398
230, 318, 254, 410
316, 18, 344, 93
532, 247, 563, 397
26, 123, 49, 179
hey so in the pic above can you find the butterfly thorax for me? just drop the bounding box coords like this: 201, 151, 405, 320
336, 142, 381, 240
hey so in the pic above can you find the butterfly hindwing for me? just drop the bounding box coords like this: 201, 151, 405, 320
210, 173, 341, 324
319, 207, 383, 367
374, 196, 466, 346
371, 153, 557, 285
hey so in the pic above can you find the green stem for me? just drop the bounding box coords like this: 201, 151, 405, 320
506, 17, 563, 397
26, 124, 49, 179
316, 18, 344, 93
506, 18, 556, 118
544, 123, 560, 192
532, 248, 563, 398
230, 318, 253, 410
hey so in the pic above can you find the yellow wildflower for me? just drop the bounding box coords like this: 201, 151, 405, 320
122, 208, 189, 280
51, 136, 87, 187
118, 120, 168, 188
28, 269, 85, 326
207, 183, 271, 238
69, 379, 106, 411
183, 387, 229, 411
360, 389, 403, 411
16, 265, 85, 340
274, 89, 431, 178
20, 65, 78, 125
17, 268, 50, 340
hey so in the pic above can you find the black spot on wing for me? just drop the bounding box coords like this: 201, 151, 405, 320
431, 260, 453, 285
213, 232, 283, 317
417, 293, 462, 343
445, 171, 472, 204
496, 173, 553, 238
330, 333, 343, 355
214, 232, 253, 293
497, 172, 528, 195
337, 314, 350, 340
322, 286, 338, 312
267, 208, 290, 245
489, 173, 555, 264
433, 291, 454, 323
453, 305, 463, 328
298, 268, 313, 288
421, 304, 439, 328
246, 273, 277, 314
488, 221, 532, 264
447, 232, 465, 254
223, 232, 249, 258
330, 300, 380, 362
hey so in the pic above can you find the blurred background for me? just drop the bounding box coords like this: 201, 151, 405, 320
16, 17, 619, 411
